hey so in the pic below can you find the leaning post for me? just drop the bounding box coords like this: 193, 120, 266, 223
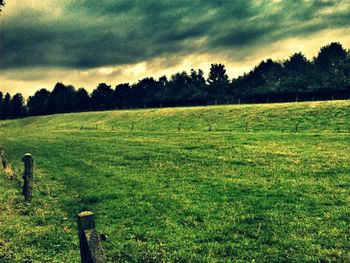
0, 150, 7, 170
77, 211, 106, 263
22, 153, 33, 201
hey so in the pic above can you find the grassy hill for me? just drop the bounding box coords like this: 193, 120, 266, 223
0, 100, 349, 262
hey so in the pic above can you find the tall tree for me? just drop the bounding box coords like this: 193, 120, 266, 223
207, 63, 230, 103
27, 89, 50, 116
1, 93, 11, 119
76, 88, 91, 112
114, 83, 131, 109
47, 83, 77, 114
281, 52, 313, 99
10, 93, 26, 118
91, 83, 114, 110
189, 69, 207, 104
314, 42, 347, 70
0, 92, 3, 118
314, 42, 349, 98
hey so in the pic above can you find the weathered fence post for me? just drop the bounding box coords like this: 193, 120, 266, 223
295, 122, 299, 132
245, 121, 249, 132
22, 153, 33, 201
208, 124, 211, 132
1, 150, 7, 170
131, 123, 134, 131
178, 122, 181, 132
77, 211, 106, 263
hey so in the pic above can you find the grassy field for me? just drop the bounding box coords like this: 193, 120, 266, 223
0, 100, 349, 262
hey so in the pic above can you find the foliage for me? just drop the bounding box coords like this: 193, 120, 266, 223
1, 42, 350, 119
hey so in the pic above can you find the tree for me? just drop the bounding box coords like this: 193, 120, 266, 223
207, 64, 230, 103
10, 93, 26, 118
189, 69, 207, 104
314, 42, 349, 99
0, 92, 3, 117
91, 83, 114, 110
76, 88, 91, 112
163, 71, 193, 106
114, 83, 131, 109
280, 52, 313, 99
0, 93, 11, 119
27, 89, 50, 116
314, 42, 347, 70
47, 83, 77, 114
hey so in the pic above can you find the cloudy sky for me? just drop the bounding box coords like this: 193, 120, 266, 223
0, 0, 350, 97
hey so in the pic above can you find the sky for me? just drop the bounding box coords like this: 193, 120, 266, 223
0, 0, 350, 98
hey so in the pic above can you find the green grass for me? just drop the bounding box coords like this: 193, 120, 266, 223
0, 100, 349, 262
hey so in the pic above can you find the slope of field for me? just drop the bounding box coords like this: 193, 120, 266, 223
0, 100, 349, 133
0, 100, 349, 262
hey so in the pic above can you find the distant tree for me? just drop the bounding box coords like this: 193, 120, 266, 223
131, 77, 158, 108
0, 92, 3, 118
0, 92, 3, 119
91, 83, 114, 110
207, 64, 230, 103
27, 89, 50, 116
283, 52, 310, 74
314, 42, 347, 70
155, 76, 169, 105
1, 93, 11, 119
314, 42, 349, 99
280, 52, 313, 99
47, 83, 77, 114
76, 88, 91, 112
114, 83, 131, 109
163, 71, 193, 106
189, 69, 207, 104
233, 59, 283, 102
10, 93, 26, 118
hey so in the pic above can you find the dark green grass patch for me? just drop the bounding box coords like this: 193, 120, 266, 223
0, 100, 349, 262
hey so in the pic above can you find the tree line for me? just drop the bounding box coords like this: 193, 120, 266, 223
1, 42, 349, 119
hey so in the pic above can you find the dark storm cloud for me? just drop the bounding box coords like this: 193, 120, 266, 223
0, 0, 349, 69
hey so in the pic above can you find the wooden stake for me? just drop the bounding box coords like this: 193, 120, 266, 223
0, 150, 7, 170
22, 153, 33, 201
77, 211, 106, 263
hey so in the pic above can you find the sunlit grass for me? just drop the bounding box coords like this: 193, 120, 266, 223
0, 100, 349, 262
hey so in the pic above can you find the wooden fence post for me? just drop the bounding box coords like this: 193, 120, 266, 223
1, 150, 7, 170
22, 153, 33, 201
178, 122, 181, 132
245, 121, 248, 132
208, 124, 211, 132
77, 211, 106, 263
295, 122, 299, 132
